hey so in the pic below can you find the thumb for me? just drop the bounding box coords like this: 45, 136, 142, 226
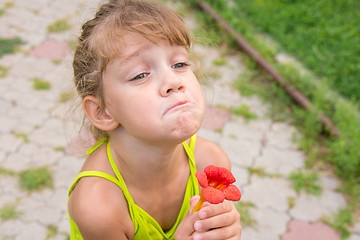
189, 195, 200, 214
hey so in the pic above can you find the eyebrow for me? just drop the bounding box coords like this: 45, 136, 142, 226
116, 43, 150, 66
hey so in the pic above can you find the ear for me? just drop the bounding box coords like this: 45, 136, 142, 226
83, 96, 120, 131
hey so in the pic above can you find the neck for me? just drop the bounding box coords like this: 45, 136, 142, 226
108, 131, 188, 190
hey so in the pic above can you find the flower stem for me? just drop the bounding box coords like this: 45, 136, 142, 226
193, 188, 206, 213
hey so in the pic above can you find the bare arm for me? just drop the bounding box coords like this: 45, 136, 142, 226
68, 177, 134, 240
194, 136, 231, 171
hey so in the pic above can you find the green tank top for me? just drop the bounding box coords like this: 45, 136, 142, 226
68, 135, 199, 240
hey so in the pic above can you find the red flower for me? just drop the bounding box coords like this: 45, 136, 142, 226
193, 165, 241, 213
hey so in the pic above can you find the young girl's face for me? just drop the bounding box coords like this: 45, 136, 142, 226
102, 33, 205, 143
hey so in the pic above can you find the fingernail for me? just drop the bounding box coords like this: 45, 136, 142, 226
194, 221, 202, 231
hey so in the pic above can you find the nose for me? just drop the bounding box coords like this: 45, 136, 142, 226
160, 71, 185, 97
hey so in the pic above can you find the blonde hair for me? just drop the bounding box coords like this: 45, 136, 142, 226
73, 0, 192, 140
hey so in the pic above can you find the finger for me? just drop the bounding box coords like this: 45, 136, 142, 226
189, 195, 201, 214
194, 209, 237, 232
198, 200, 233, 220
202, 201, 211, 208
193, 223, 241, 240
185, 195, 201, 227
174, 196, 201, 239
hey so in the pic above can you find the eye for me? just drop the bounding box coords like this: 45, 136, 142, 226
172, 62, 190, 69
131, 72, 149, 81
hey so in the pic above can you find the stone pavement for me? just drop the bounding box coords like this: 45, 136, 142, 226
0, 0, 359, 239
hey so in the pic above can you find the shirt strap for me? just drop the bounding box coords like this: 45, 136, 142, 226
85, 136, 108, 155
67, 170, 120, 197
189, 134, 197, 153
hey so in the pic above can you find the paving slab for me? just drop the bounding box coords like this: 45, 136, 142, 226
349, 235, 360, 240
250, 207, 290, 236
242, 226, 280, 240
222, 118, 271, 142
30, 39, 71, 60
242, 176, 297, 211
282, 219, 340, 240
231, 165, 250, 187
254, 146, 305, 176
289, 190, 347, 222
220, 136, 262, 167
352, 222, 360, 234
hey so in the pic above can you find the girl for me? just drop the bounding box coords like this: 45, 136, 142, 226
68, 0, 241, 239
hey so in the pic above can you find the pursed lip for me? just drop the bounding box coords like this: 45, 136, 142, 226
164, 100, 192, 115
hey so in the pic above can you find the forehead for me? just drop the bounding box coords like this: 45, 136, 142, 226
118, 33, 153, 56
112, 32, 187, 62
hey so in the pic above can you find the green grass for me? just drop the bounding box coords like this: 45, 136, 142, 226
0, 167, 15, 176
47, 18, 71, 33
235, 201, 256, 227
288, 196, 296, 209
226, 0, 360, 106
289, 171, 322, 196
14, 132, 29, 143
324, 208, 354, 240
212, 57, 228, 66
233, 71, 258, 97
19, 167, 53, 191
230, 104, 257, 122
32, 77, 51, 90
58, 91, 75, 103
0, 65, 8, 78
54, 146, 65, 152
4, 1, 14, 8
214, 128, 223, 134
247, 167, 266, 177
0, 203, 21, 221
0, 1, 14, 16
68, 39, 79, 51
46, 225, 58, 239
0, 37, 23, 57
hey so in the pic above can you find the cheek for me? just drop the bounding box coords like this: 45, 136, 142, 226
103, 91, 129, 123
188, 81, 206, 123
124, 96, 160, 122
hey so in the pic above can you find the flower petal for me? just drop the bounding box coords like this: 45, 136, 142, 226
204, 165, 219, 178
223, 185, 241, 201
195, 172, 209, 188
203, 186, 225, 204
205, 165, 236, 186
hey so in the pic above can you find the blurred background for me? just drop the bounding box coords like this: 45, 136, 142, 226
0, 0, 359, 239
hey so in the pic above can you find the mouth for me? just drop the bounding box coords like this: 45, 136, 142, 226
164, 100, 191, 115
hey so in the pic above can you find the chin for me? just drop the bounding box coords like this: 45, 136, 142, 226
171, 113, 203, 141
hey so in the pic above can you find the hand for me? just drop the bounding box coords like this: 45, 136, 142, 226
175, 196, 201, 240
192, 200, 242, 240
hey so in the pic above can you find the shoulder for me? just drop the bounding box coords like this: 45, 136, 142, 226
68, 176, 134, 239
193, 135, 231, 171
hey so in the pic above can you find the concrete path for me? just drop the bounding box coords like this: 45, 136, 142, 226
0, 0, 359, 239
